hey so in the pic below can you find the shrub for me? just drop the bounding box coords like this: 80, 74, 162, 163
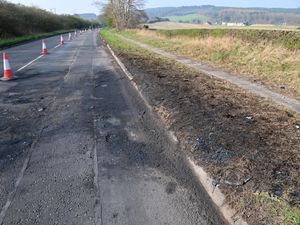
0, 0, 95, 38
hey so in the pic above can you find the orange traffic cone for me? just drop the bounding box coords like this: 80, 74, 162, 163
68, 32, 72, 41
42, 40, 47, 55
2, 52, 13, 81
60, 35, 64, 45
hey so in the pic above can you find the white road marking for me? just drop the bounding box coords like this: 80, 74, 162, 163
16, 55, 44, 72
0, 157, 30, 224
54, 44, 61, 49
16, 41, 63, 73
0, 35, 76, 222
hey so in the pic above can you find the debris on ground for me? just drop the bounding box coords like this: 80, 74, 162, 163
102, 32, 300, 225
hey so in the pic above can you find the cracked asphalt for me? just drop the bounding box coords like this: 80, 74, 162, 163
0, 31, 225, 225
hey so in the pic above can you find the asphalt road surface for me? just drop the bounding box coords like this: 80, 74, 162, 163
0, 31, 225, 225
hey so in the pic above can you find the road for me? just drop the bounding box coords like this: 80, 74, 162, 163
0, 31, 225, 225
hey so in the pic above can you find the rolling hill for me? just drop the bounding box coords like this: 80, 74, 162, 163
76, 13, 97, 21
145, 5, 300, 25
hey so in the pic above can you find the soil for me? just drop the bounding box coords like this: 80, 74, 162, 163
110, 43, 300, 225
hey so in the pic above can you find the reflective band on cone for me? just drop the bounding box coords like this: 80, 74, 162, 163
2, 52, 13, 80
60, 35, 64, 45
42, 40, 47, 55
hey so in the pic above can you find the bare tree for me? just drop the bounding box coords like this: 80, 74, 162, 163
95, 0, 146, 29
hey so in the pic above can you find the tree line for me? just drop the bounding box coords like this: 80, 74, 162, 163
0, 0, 95, 38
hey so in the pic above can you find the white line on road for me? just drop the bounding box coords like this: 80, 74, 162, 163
0, 157, 29, 224
0, 34, 81, 223
16, 42, 62, 73
16, 55, 44, 72
54, 44, 61, 49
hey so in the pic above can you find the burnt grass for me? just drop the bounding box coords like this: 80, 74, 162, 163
105, 37, 300, 224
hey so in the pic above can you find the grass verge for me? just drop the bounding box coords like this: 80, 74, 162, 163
116, 29, 300, 100
0, 30, 73, 50
101, 28, 300, 225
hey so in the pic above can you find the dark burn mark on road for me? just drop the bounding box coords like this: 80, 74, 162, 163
165, 182, 177, 194
93, 43, 226, 224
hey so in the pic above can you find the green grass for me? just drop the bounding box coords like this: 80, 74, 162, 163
0, 30, 73, 49
242, 192, 300, 225
101, 29, 134, 52
164, 13, 208, 23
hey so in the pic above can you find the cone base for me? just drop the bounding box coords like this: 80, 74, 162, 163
1, 77, 14, 81
2, 70, 13, 80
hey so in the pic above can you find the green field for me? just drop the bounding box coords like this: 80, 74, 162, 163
147, 21, 299, 31
164, 13, 208, 23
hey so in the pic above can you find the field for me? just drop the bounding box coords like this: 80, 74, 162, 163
120, 28, 300, 100
147, 22, 300, 31
146, 22, 204, 30
164, 13, 208, 23
145, 6, 300, 26
101, 28, 300, 225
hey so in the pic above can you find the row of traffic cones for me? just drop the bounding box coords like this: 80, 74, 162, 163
2, 31, 80, 81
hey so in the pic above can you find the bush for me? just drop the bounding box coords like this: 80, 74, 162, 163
0, 0, 95, 38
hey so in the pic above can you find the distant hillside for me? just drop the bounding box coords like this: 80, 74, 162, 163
145, 5, 300, 25
76, 13, 97, 21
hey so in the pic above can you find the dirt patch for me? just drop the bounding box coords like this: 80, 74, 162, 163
102, 32, 300, 225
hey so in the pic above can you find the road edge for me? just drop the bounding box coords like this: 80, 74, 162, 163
105, 41, 248, 225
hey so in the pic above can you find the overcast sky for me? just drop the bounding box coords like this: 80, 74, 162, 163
8, 0, 300, 15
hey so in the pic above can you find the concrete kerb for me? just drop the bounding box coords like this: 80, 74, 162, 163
105, 42, 248, 225
106, 44, 134, 81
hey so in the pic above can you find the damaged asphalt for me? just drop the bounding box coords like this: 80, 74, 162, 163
0, 31, 225, 224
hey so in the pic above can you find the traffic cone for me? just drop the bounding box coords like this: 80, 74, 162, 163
2, 52, 13, 80
60, 35, 64, 45
68, 32, 72, 41
42, 40, 47, 55
74, 31, 77, 37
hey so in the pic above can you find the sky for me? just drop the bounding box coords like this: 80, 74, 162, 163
8, 0, 300, 15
